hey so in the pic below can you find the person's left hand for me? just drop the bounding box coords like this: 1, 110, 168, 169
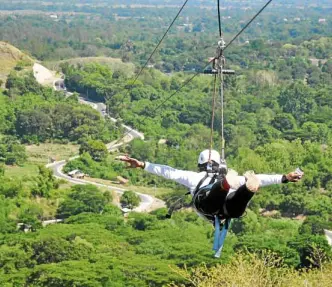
286, 171, 304, 182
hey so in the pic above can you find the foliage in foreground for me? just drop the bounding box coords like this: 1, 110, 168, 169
169, 252, 332, 287
0, 171, 331, 286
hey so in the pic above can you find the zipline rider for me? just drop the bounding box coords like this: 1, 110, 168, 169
117, 150, 303, 221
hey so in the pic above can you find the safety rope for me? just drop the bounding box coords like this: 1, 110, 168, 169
219, 57, 225, 161
216, 0, 226, 162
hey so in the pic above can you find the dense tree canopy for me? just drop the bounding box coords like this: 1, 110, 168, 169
0, 2, 332, 286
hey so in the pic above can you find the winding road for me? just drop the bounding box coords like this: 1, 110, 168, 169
48, 80, 163, 212
47, 160, 158, 212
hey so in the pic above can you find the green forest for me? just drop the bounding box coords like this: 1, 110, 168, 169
0, 1, 332, 286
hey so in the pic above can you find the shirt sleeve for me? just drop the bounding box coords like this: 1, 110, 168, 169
235, 174, 283, 187
144, 162, 200, 189
257, 174, 283, 186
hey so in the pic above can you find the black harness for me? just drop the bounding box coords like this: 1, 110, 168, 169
192, 173, 216, 196
166, 166, 228, 220
165, 173, 216, 219
192, 172, 229, 223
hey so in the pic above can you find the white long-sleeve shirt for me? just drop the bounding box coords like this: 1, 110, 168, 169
144, 162, 283, 197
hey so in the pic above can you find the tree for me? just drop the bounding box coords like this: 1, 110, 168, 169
0, 179, 23, 198
57, 185, 107, 218
289, 235, 332, 268
0, 136, 27, 166
31, 166, 58, 198
5, 71, 43, 96
16, 109, 52, 143
272, 113, 297, 132
278, 82, 316, 123
0, 196, 16, 233
5, 143, 27, 165
79, 139, 108, 162
30, 237, 92, 264
299, 216, 332, 235
120, 190, 140, 209
18, 203, 43, 231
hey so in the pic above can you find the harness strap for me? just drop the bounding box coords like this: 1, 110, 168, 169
167, 173, 216, 218
213, 216, 231, 258
209, 173, 218, 185
192, 173, 209, 196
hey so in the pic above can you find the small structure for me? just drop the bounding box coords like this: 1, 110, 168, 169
68, 169, 85, 179
121, 207, 131, 217
17, 223, 32, 233
42, 219, 64, 227
319, 18, 327, 23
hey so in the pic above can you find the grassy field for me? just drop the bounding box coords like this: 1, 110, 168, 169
5, 143, 79, 179
26, 143, 79, 164
83, 176, 176, 198
4, 163, 39, 178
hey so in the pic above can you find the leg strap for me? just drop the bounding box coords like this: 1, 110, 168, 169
213, 216, 231, 258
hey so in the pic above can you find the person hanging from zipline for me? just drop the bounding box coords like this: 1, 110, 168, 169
116, 149, 304, 221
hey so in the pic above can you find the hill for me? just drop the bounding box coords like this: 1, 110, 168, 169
0, 41, 33, 86
44, 57, 136, 77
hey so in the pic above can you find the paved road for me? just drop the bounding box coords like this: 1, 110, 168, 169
48, 83, 160, 212
78, 96, 144, 141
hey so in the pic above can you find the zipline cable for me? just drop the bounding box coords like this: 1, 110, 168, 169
110, 70, 202, 147
117, 0, 190, 105
110, 0, 273, 147
224, 0, 273, 51
131, 0, 190, 83
217, 0, 222, 38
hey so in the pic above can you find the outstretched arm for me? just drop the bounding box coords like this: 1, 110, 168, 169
234, 171, 304, 187
116, 155, 200, 189
258, 171, 303, 186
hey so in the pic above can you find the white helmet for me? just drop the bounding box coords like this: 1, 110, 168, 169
198, 149, 221, 165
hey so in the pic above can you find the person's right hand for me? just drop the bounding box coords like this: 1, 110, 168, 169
115, 155, 145, 169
